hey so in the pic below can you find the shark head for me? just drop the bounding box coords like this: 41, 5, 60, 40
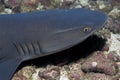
39, 8, 108, 54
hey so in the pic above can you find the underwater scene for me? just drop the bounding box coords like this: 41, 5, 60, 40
0, 0, 120, 80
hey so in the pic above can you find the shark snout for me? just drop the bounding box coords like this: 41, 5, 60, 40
93, 10, 108, 30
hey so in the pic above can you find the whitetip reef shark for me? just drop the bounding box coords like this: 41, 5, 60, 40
0, 8, 108, 80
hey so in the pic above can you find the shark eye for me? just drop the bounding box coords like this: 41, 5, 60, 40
83, 26, 92, 32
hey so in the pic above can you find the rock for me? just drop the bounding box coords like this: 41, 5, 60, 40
81, 51, 117, 75
96, 1, 106, 10
108, 8, 120, 19
105, 18, 120, 34
12, 66, 35, 80
4, 0, 21, 9
108, 51, 120, 61
39, 66, 60, 80
21, 0, 38, 12
84, 73, 115, 80
79, 0, 89, 6
68, 63, 85, 79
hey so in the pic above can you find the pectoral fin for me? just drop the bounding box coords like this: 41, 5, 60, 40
0, 58, 21, 80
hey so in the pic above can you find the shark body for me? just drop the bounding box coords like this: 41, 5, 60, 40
0, 8, 107, 80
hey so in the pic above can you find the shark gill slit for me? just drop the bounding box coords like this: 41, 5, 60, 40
13, 41, 43, 59
31, 42, 37, 55
28, 41, 42, 55
13, 42, 25, 58
21, 43, 29, 56
27, 42, 34, 55
37, 41, 43, 54
31, 42, 39, 55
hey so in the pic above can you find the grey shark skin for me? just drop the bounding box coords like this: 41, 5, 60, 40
0, 8, 107, 80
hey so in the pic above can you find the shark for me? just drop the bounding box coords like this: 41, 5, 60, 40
0, 8, 108, 80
